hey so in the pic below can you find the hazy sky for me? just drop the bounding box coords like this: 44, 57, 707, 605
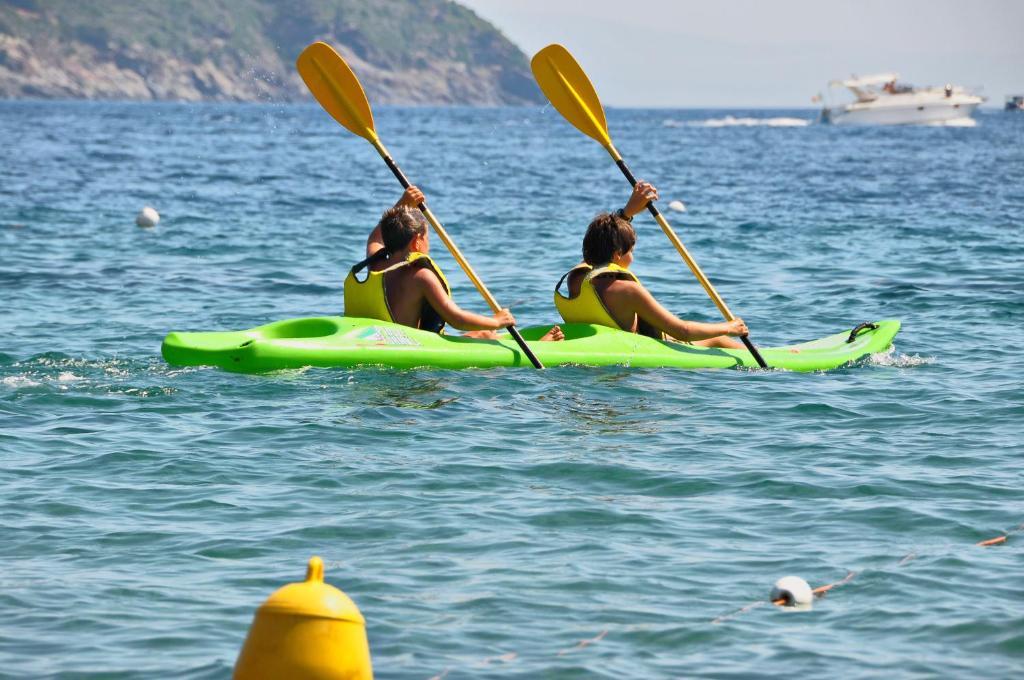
460, 0, 1023, 108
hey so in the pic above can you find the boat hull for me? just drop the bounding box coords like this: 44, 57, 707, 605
161, 316, 902, 373
828, 100, 980, 126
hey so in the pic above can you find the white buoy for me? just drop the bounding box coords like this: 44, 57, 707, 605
667, 200, 686, 212
136, 206, 160, 228
771, 576, 813, 608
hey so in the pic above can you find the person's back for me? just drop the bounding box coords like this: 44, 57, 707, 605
364, 249, 448, 331
556, 181, 747, 348
376, 257, 431, 328
566, 269, 652, 335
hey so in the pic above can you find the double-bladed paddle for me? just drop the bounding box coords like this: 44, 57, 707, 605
531, 44, 768, 368
297, 42, 543, 369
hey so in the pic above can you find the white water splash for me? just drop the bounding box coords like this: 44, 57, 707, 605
2, 375, 41, 388
866, 346, 934, 367
664, 116, 811, 128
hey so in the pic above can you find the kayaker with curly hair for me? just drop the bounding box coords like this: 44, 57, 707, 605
555, 180, 747, 348
346, 186, 563, 341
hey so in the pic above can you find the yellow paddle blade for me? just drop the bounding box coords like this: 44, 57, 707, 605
531, 44, 612, 149
296, 42, 377, 142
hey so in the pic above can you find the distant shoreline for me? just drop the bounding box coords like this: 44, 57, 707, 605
0, 99, 829, 110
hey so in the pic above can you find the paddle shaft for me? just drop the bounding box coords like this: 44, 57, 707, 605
369, 138, 544, 369
610, 152, 768, 368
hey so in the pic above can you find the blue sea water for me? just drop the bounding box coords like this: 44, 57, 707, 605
1, 100, 1022, 678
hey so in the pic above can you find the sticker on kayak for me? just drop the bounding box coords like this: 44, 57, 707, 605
352, 326, 420, 347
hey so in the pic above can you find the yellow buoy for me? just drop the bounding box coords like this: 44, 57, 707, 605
233, 556, 373, 679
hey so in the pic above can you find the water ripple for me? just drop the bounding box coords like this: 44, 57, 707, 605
0, 102, 1021, 678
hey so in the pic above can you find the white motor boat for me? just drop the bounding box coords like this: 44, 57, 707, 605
821, 73, 985, 125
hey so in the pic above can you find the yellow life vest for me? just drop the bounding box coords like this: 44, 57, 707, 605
554, 262, 663, 339
344, 251, 451, 334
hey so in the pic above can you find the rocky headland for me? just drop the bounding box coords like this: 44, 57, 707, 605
0, 0, 541, 105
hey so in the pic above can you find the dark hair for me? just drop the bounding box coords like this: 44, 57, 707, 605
378, 206, 427, 254
582, 212, 636, 265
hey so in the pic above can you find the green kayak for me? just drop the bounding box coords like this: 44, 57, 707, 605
161, 316, 900, 373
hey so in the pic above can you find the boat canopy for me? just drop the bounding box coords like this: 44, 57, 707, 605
830, 73, 899, 88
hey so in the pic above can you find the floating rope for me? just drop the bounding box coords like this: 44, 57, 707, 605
427, 523, 1019, 675
557, 629, 608, 656
977, 522, 1023, 546
713, 523, 1018, 624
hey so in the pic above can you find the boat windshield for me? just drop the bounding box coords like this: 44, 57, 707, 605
882, 81, 913, 95
829, 73, 903, 102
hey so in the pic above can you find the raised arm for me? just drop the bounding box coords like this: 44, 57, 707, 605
415, 269, 515, 332
366, 186, 425, 257
623, 282, 747, 342
622, 180, 658, 218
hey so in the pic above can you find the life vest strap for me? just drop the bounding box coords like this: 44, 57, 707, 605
555, 263, 592, 298
350, 248, 389, 280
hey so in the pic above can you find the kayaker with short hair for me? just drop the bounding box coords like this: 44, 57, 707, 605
555, 180, 747, 348
346, 186, 563, 341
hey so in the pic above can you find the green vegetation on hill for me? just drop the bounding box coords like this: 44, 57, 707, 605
0, 0, 541, 104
